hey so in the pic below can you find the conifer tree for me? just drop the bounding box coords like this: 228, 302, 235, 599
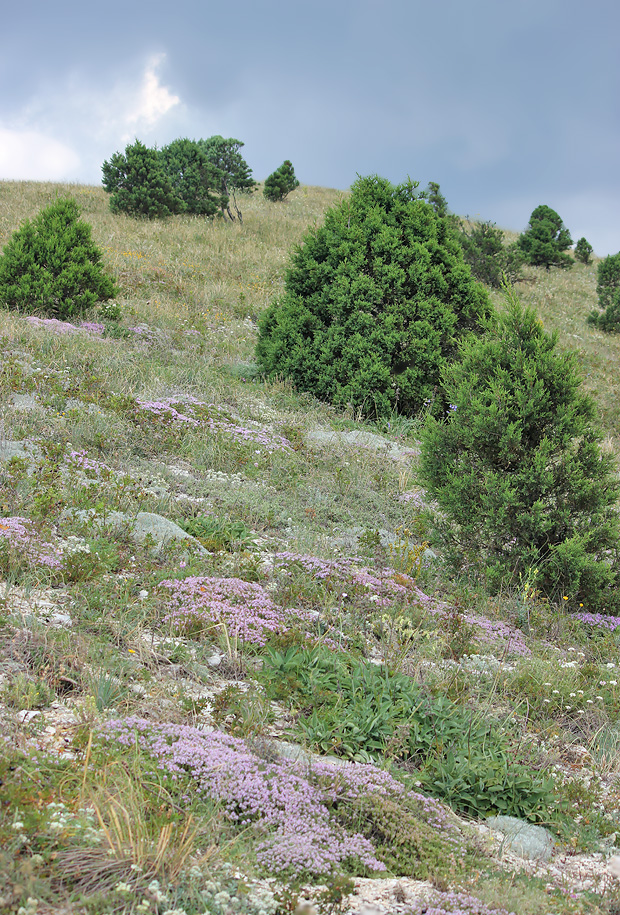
0, 198, 118, 320
419, 286, 620, 607
263, 160, 301, 201
102, 140, 178, 218
517, 205, 573, 270
256, 175, 491, 420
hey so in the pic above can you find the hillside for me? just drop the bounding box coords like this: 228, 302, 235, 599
1, 181, 620, 915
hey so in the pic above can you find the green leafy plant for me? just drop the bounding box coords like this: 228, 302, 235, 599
102, 139, 179, 218
259, 645, 558, 823
458, 219, 525, 287
256, 174, 491, 420
263, 160, 300, 202
0, 198, 118, 319
517, 204, 573, 270
574, 237, 594, 265
418, 285, 620, 607
178, 515, 254, 551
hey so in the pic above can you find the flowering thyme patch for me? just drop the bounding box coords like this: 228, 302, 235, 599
160, 576, 313, 644
273, 553, 529, 656
67, 449, 114, 480
0, 516, 62, 570
100, 718, 385, 877
134, 396, 294, 453
575, 612, 620, 632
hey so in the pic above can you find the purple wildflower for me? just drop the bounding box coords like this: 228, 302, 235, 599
100, 718, 385, 876
160, 576, 313, 644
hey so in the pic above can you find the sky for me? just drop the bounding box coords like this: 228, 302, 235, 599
2, 0, 619, 255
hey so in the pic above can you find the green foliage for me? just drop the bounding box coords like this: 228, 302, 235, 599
418, 286, 620, 608
0, 198, 118, 319
256, 175, 491, 420
574, 237, 593, 265
159, 138, 224, 217
197, 136, 256, 221
259, 644, 560, 823
263, 160, 301, 202
517, 204, 573, 270
589, 252, 620, 333
420, 181, 449, 218
178, 515, 254, 551
101, 139, 179, 218
335, 793, 461, 880
458, 220, 525, 288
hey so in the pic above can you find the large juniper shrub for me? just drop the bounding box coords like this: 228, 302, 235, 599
256, 175, 491, 420
0, 198, 118, 319
419, 286, 620, 608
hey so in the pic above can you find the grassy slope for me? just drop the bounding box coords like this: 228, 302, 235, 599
0, 181, 619, 915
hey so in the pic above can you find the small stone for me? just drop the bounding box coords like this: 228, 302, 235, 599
608, 855, 620, 878
16, 710, 41, 724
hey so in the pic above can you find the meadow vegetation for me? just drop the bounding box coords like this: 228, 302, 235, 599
1, 179, 620, 915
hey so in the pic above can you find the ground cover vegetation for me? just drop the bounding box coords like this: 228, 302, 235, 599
2, 179, 620, 914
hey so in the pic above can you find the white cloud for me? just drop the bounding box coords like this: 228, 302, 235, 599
0, 54, 183, 183
122, 53, 181, 136
0, 128, 81, 180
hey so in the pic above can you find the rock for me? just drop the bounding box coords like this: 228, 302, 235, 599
608, 855, 620, 878
0, 440, 38, 463
486, 815, 555, 862
16, 710, 42, 725
306, 428, 419, 462
65, 509, 207, 555
9, 393, 39, 411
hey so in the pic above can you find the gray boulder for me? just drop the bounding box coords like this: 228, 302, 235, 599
486, 815, 555, 862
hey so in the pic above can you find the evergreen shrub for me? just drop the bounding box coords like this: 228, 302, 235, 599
196, 136, 256, 221
517, 204, 573, 270
102, 139, 178, 218
458, 219, 524, 288
419, 286, 620, 608
256, 175, 491, 420
159, 138, 224, 217
0, 198, 118, 320
574, 237, 593, 265
588, 253, 620, 332
263, 160, 300, 201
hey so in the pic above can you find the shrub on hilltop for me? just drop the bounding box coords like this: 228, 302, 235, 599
419, 286, 620, 609
457, 219, 524, 288
263, 160, 301, 202
588, 252, 620, 333
517, 204, 573, 270
256, 175, 492, 420
102, 139, 179, 218
574, 236, 593, 265
196, 136, 256, 222
0, 198, 118, 320
159, 138, 225, 217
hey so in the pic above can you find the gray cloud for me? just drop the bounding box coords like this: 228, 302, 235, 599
2, 0, 619, 254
